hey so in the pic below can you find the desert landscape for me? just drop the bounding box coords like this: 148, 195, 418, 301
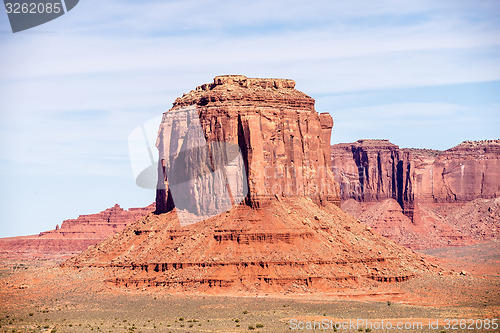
0, 75, 498, 332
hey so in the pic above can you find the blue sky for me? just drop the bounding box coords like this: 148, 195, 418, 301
1, 0, 499, 237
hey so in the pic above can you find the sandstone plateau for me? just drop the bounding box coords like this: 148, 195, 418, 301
332, 139, 500, 249
64, 76, 435, 293
0, 203, 154, 260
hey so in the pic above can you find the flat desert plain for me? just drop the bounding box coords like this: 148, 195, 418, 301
0, 241, 498, 332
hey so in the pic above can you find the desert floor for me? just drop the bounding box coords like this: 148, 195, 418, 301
0, 241, 498, 333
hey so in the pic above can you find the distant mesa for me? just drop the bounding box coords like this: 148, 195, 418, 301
0, 203, 155, 260
332, 139, 500, 249
63, 76, 436, 293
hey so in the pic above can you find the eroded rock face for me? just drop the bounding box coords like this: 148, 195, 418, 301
40, 204, 155, 239
332, 140, 500, 249
411, 140, 500, 202
156, 75, 339, 215
331, 140, 414, 218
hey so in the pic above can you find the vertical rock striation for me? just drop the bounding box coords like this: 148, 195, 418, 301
156, 75, 339, 215
409, 140, 500, 202
331, 140, 414, 219
331, 139, 500, 249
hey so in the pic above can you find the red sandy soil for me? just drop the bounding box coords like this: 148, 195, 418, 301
0, 201, 498, 332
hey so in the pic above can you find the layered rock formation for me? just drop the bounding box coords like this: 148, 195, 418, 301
410, 140, 500, 202
66, 197, 433, 292
156, 75, 339, 216
65, 76, 434, 293
0, 203, 155, 260
332, 140, 500, 249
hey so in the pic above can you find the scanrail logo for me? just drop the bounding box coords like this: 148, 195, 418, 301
3, 0, 79, 33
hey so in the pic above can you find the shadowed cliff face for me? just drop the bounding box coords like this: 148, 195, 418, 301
331, 140, 414, 218
331, 140, 500, 249
331, 139, 500, 211
156, 75, 340, 217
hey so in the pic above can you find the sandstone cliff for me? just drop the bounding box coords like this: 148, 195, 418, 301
332, 140, 500, 249
331, 139, 414, 218
409, 140, 500, 202
156, 75, 339, 216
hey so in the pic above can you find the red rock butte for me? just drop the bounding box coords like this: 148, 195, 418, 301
64, 76, 435, 293
156, 75, 340, 214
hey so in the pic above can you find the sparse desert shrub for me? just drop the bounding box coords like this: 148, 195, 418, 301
235, 319, 240, 323
243, 310, 248, 314
29, 313, 34, 316
248, 325, 255, 330
179, 317, 184, 321
256, 323, 264, 328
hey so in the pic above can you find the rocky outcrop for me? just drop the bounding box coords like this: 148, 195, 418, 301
64, 76, 435, 293
156, 75, 339, 216
0, 203, 155, 260
409, 140, 500, 202
332, 140, 500, 249
331, 140, 414, 218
